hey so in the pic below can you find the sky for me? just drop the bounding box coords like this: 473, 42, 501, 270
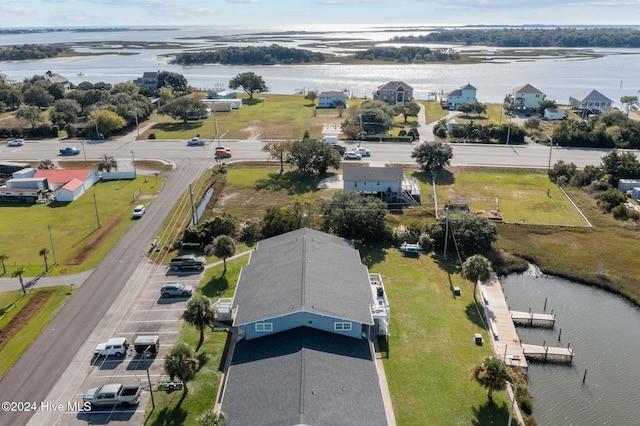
1, 0, 640, 29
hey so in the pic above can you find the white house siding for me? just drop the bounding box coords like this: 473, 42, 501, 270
318, 92, 347, 108
244, 311, 362, 340
102, 170, 136, 181
544, 108, 566, 120
618, 179, 640, 192
56, 185, 83, 202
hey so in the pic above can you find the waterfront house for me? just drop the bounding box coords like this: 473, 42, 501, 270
373, 81, 414, 105
43, 70, 70, 90
0, 73, 8, 85
444, 83, 477, 110
569, 89, 613, 115
343, 166, 421, 205
133, 71, 158, 91
220, 228, 390, 426
317, 91, 347, 108
511, 83, 546, 110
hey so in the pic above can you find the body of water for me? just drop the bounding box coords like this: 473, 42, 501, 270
1, 26, 640, 105
501, 268, 640, 425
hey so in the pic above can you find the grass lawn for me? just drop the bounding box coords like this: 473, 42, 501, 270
0, 286, 74, 377
142, 94, 367, 142
436, 168, 589, 226
0, 175, 164, 277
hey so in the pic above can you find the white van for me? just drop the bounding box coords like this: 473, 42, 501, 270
322, 136, 338, 145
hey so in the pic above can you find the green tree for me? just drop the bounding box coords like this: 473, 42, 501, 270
305, 90, 317, 105
262, 140, 292, 174
50, 98, 82, 127
394, 101, 420, 123
39, 248, 50, 272
620, 95, 638, 116
523, 116, 541, 131
182, 295, 214, 351
11, 267, 27, 295
321, 190, 391, 242
0, 254, 8, 275
0, 86, 22, 110
261, 205, 300, 238
16, 106, 43, 128
98, 154, 118, 172
600, 149, 640, 184
156, 71, 190, 93
164, 342, 199, 395
462, 254, 492, 300
411, 141, 453, 172
158, 96, 207, 123
205, 235, 236, 277
597, 188, 627, 213
200, 213, 237, 243
91, 107, 127, 138
288, 138, 341, 175
359, 100, 395, 134
429, 213, 498, 257
469, 356, 510, 401
22, 85, 54, 108
37, 159, 56, 170
229, 72, 267, 100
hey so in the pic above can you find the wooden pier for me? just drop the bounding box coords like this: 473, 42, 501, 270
510, 310, 556, 328
521, 343, 575, 364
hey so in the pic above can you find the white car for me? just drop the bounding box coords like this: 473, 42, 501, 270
187, 137, 205, 146
7, 139, 24, 147
343, 151, 362, 160
353, 146, 371, 157
132, 204, 146, 219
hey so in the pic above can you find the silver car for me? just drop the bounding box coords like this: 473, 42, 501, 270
160, 282, 194, 298
343, 151, 362, 160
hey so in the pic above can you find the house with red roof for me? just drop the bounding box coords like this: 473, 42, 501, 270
33, 169, 99, 202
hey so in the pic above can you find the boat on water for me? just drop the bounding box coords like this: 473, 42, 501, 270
77, 72, 85, 76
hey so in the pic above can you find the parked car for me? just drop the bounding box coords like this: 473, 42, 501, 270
343, 151, 362, 160
7, 139, 24, 147
160, 282, 194, 298
83, 383, 141, 409
353, 146, 371, 157
332, 144, 346, 155
169, 254, 206, 270
132, 204, 145, 219
59, 146, 80, 155
215, 147, 232, 159
187, 137, 205, 146
94, 337, 129, 358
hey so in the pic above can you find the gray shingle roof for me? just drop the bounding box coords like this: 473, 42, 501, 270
570, 89, 613, 103
377, 81, 414, 91
343, 166, 403, 182
232, 228, 374, 326
513, 83, 543, 94
221, 327, 388, 426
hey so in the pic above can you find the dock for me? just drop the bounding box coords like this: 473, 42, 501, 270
510, 310, 556, 328
521, 343, 575, 364
479, 277, 528, 369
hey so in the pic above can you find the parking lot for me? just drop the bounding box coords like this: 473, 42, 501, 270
28, 259, 204, 425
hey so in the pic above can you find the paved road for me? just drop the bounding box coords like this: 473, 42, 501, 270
0, 157, 205, 426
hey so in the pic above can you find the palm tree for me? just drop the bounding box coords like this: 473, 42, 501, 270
98, 154, 118, 172
11, 267, 27, 295
197, 409, 226, 426
0, 254, 8, 275
205, 235, 235, 277
183, 295, 214, 351
164, 342, 199, 395
462, 254, 492, 301
39, 248, 50, 272
469, 356, 510, 401
37, 159, 56, 170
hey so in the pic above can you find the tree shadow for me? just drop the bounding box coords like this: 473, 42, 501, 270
153, 122, 203, 133
432, 253, 461, 275
200, 275, 230, 298
146, 404, 187, 426
243, 98, 262, 106
354, 242, 391, 268
465, 302, 488, 329
410, 169, 455, 186
255, 171, 326, 194
471, 398, 510, 425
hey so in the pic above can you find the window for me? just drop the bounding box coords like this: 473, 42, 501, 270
334, 322, 352, 331
255, 323, 273, 332
354, 181, 358, 187
377, 181, 380, 186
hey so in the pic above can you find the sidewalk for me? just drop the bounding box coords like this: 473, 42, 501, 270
0, 269, 94, 293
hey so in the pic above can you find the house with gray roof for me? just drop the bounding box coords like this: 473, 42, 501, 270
43, 70, 70, 90
133, 71, 158, 91
220, 228, 391, 426
444, 83, 477, 110
343, 166, 421, 206
510, 83, 546, 110
373, 81, 414, 105
569, 89, 613, 115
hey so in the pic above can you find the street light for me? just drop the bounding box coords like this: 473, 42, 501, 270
144, 348, 155, 410
130, 150, 136, 176
547, 136, 553, 171
129, 109, 139, 140
81, 140, 87, 164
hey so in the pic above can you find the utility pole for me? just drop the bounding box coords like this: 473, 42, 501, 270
47, 225, 58, 265
189, 183, 197, 226
93, 193, 101, 228
443, 204, 450, 259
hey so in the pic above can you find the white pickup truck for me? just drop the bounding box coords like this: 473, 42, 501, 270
83, 383, 142, 408
94, 337, 129, 358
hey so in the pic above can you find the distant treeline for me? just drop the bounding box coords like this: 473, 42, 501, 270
0, 44, 71, 60
171, 44, 325, 65
354, 46, 459, 62
393, 28, 640, 48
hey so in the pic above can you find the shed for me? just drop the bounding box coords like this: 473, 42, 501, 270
544, 108, 566, 120
618, 179, 640, 192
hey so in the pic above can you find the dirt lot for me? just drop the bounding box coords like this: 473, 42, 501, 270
0, 290, 53, 351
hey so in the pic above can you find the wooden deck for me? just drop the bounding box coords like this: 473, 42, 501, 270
521, 343, 575, 364
479, 277, 528, 369
510, 310, 556, 328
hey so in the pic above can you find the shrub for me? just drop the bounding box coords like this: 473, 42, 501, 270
149, 133, 156, 139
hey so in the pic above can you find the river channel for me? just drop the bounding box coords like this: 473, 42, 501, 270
501, 267, 640, 425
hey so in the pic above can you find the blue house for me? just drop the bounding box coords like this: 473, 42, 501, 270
221, 228, 391, 426
317, 91, 347, 108
445, 83, 477, 109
